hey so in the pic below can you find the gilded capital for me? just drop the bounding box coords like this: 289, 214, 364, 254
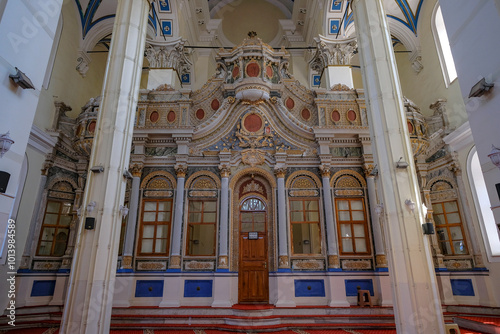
130, 163, 143, 177
363, 163, 376, 177
319, 164, 331, 178
219, 163, 231, 178
174, 163, 187, 178
274, 167, 287, 178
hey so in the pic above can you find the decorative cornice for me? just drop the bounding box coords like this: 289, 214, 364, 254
28, 125, 58, 155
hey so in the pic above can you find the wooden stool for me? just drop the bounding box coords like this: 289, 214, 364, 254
357, 287, 373, 307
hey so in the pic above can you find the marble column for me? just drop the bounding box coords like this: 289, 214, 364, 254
352, 0, 445, 332
120, 164, 142, 271
319, 165, 340, 269
217, 164, 230, 270
60, 1, 150, 333
169, 164, 187, 271
275, 167, 290, 270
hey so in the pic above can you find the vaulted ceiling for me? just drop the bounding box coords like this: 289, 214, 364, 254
73, 0, 425, 64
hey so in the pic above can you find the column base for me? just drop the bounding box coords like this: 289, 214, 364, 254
169, 255, 181, 270
121, 255, 133, 270
328, 254, 340, 269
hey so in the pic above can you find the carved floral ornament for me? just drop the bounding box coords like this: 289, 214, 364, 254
309, 37, 358, 72
144, 40, 192, 76
241, 148, 267, 167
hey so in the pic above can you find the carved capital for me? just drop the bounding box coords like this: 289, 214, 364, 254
76, 50, 91, 77
309, 37, 357, 72
363, 163, 376, 177
174, 163, 187, 178
218, 164, 231, 178
274, 167, 287, 178
328, 255, 340, 268
145, 40, 192, 76
319, 164, 331, 178
130, 163, 143, 178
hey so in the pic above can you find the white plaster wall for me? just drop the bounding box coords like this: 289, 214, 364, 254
439, 0, 500, 306
0, 0, 63, 312
33, 0, 108, 127
394, 0, 467, 129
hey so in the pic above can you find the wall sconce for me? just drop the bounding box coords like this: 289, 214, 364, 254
375, 203, 384, 216
9, 67, 35, 89
396, 157, 409, 169
123, 169, 133, 179
87, 201, 96, 213
119, 205, 129, 217
422, 220, 435, 235
468, 77, 494, 98
405, 199, 416, 212
0, 132, 15, 158
488, 145, 500, 170
370, 164, 379, 176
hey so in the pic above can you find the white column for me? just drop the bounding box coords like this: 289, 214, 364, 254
169, 165, 186, 270
60, 1, 149, 333
121, 168, 142, 271
366, 175, 386, 269
320, 168, 340, 270
275, 168, 290, 270
217, 167, 230, 270
352, 1, 445, 333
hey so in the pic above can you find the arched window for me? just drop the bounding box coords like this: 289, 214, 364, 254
468, 148, 500, 261
432, 4, 457, 87
138, 174, 175, 256
332, 172, 371, 255
36, 181, 75, 257
288, 175, 322, 255
185, 174, 220, 256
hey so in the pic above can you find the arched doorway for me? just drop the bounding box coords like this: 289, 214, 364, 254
238, 196, 269, 303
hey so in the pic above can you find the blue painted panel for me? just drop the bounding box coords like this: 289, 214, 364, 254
329, 19, 340, 34
158, 0, 171, 12
161, 20, 172, 36
331, 0, 342, 11
450, 279, 475, 296
294, 279, 325, 297
345, 279, 374, 296
184, 280, 213, 297
181, 73, 190, 84
312, 75, 321, 87
135, 280, 164, 297
31, 280, 56, 297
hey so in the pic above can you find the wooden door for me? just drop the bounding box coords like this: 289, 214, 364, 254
238, 197, 269, 303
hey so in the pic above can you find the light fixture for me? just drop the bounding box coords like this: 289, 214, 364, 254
119, 205, 129, 217
123, 169, 133, 179
468, 77, 494, 98
422, 220, 435, 235
488, 145, 500, 170
9, 67, 35, 89
0, 132, 15, 158
87, 201, 96, 213
370, 164, 379, 176
90, 166, 104, 173
396, 157, 409, 169
405, 199, 416, 212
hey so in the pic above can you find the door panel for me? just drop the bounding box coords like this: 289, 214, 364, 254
238, 197, 269, 304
